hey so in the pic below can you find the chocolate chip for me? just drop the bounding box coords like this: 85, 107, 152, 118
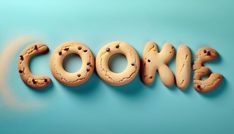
106, 48, 110, 52
32, 79, 36, 84
207, 51, 211, 56
20, 55, 24, 60
131, 63, 135, 66
77, 74, 81, 77
148, 59, 151, 62
44, 79, 48, 82
59, 51, 62, 55
19, 70, 23, 73
197, 85, 201, 89
78, 46, 82, 50
87, 62, 91, 65
149, 76, 153, 79
204, 50, 207, 53
34, 45, 38, 50
191, 61, 194, 66
116, 44, 119, 48
83, 49, 87, 52
86, 68, 90, 72
64, 47, 69, 51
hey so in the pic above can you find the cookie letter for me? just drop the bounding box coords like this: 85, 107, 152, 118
18, 43, 51, 89
141, 41, 175, 87
96, 41, 140, 86
193, 48, 223, 93
176, 44, 191, 90
50, 41, 95, 86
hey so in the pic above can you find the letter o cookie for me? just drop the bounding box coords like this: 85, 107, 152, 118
18, 43, 51, 89
50, 42, 95, 86
96, 41, 140, 86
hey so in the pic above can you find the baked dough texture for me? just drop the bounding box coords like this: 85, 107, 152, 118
96, 41, 140, 86
141, 41, 175, 87
193, 47, 223, 93
50, 41, 95, 86
18, 43, 51, 89
176, 44, 191, 90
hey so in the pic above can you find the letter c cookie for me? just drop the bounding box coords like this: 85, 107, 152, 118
18, 43, 51, 89
50, 42, 95, 86
96, 41, 140, 86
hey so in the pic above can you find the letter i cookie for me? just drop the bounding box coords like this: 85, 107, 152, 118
176, 44, 192, 90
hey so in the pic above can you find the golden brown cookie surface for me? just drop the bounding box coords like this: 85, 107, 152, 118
18, 43, 51, 89
176, 44, 191, 90
141, 41, 175, 87
193, 47, 223, 93
96, 41, 140, 86
50, 41, 94, 86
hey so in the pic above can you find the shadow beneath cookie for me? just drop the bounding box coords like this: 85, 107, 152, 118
167, 84, 179, 92
199, 77, 228, 98
29, 81, 54, 93
195, 50, 227, 98
61, 73, 100, 95
107, 74, 145, 96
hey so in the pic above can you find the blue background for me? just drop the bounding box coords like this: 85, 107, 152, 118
0, 0, 233, 133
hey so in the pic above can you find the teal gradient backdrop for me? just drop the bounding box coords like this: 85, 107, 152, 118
0, 0, 233, 134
